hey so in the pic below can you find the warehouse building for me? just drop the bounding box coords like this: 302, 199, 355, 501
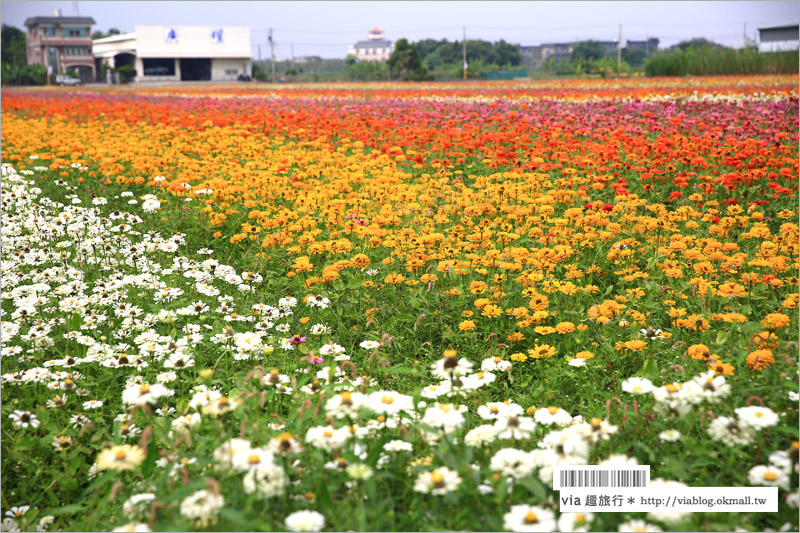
93, 25, 252, 82
757, 24, 799, 53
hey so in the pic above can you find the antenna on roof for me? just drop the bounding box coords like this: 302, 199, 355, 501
72, 1, 80, 16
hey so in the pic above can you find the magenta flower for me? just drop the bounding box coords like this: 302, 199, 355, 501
288, 335, 307, 345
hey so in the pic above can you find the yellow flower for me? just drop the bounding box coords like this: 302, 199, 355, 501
351, 253, 370, 268
96, 444, 146, 471
761, 313, 790, 330
716, 282, 747, 298
622, 340, 647, 352
473, 298, 491, 309
575, 351, 594, 360
746, 350, 775, 371
688, 344, 710, 360
384, 272, 405, 285
482, 304, 503, 318
555, 322, 575, 334
458, 320, 476, 331
528, 344, 556, 359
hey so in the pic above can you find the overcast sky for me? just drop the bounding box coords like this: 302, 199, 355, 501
2, 1, 797, 59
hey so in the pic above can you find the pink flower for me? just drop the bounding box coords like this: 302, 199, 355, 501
288, 335, 307, 345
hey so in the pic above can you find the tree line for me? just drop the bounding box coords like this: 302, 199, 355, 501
346, 37, 523, 81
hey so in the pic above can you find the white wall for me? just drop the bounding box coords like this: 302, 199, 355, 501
758, 40, 799, 53
211, 58, 251, 80
93, 34, 137, 56
136, 25, 252, 59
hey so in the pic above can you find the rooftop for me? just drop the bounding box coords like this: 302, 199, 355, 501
352, 39, 392, 49
25, 16, 96, 26
757, 23, 799, 31
93, 33, 136, 44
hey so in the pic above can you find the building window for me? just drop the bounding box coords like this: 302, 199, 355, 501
64, 27, 88, 37
43, 27, 56, 36
65, 46, 90, 56
224, 69, 239, 75
143, 58, 175, 76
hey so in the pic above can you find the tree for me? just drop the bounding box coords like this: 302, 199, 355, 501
670, 38, 728, 52
92, 28, 122, 40
2, 25, 26, 67
571, 41, 605, 63
387, 38, 429, 81
621, 48, 646, 68
1, 24, 39, 86
494, 39, 522, 67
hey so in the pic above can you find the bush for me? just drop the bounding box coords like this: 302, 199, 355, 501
116, 65, 136, 84
645, 46, 799, 76
1, 62, 47, 85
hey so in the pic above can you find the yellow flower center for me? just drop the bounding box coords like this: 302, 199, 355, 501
115, 450, 127, 460
430, 470, 445, 487
524, 511, 539, 524
548, 406, 559, 415
248, 454, 261, 464
381, 395, 395, 404
138, 384, 151, 394
764, 471, 778, 481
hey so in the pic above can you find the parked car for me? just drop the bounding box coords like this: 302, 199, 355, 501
237, 74, 252, 82
56, 75, 81, 86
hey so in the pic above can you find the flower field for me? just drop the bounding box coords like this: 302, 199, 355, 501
1, 76, 798, 532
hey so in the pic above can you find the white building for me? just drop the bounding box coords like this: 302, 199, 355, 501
348, 28, 393, 61
93, 25, 252, 82
757, 24, 799, 53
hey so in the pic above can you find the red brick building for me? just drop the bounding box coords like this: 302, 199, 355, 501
25, 11, 96, 81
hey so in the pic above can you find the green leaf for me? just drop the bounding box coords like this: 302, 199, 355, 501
517, 477, 547, 501
365, 434, 395, 467
374, 365, 416, 375
641, 358, 659, 381
316, 477, 334, 515
41, 503, 84, 516
140, 438, 158, 477
219, 507, 250, 529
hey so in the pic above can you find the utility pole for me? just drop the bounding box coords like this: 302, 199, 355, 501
269, 28, 276, 83
462, 26, 467, 80
291, 42, 294, 68
617, 24, 622, 78
743, 22, 747, 47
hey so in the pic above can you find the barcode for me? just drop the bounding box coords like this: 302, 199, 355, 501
559, 469, 647, 488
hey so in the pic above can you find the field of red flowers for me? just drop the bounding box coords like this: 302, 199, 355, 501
1, 76, 798, 532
